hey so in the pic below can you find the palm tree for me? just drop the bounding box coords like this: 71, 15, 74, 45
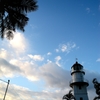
0, 0, 38, 39
62, 90, 76, 100
93, 78, 100, 100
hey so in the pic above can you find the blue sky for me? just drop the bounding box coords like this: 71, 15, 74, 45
0, 0, 100, 100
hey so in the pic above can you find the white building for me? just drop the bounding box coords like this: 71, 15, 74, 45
70, 61, 89, 100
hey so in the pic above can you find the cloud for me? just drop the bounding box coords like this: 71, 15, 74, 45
0, 31, 72, 100
0, 58, 21, 77
96, 58, 100, 62
47, 59, 52, 63
39, 63, 71, 89
0, 82, 70, 100
0, 48, 99, 93
9, 31, 28, 54
0, 31, 98, 100
61, 44, 67, 52
0, 55, 99, 100
86, 7, 90, 13
55, 49, 59, 52
0, 59, 70, 89
56, 42, 76, 53
47, 52, 52, 56
39, 63, 100, 99
0, 48, 12, 60
9, 59, 39, 81
55, 56, 61, 67
0, 32, 29, 65
0, 59, 72, 100
28, 54, 44, 61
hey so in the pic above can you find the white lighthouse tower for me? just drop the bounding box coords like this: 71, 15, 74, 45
70, 61, 89, 100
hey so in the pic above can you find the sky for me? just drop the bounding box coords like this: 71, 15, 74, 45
0, 0, 100, 100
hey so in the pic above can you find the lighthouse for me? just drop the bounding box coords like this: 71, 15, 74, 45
70, 61, 89, 100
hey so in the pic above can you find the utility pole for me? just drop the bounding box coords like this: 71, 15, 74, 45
3, 80, 10, 100
0, 79, 10, 100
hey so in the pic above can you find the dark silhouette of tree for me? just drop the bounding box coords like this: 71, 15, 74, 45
0, 0, 38, 39
93, 78, 100, 100
62, 90, 76, 100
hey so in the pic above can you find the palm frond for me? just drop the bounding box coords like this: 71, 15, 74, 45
0, 0, 38, 39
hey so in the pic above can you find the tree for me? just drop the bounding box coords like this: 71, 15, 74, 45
93, 78, 100, 100
0, 0, 38, 39
62, 90, 76, 100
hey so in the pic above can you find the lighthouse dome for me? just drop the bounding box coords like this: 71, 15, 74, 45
71, 61, 83, 70
71, 61, 85, 75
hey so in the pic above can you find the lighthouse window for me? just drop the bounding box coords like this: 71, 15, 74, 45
80, 97, 83, 100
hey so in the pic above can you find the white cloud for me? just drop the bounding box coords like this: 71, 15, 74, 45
86, 7, 90, 13
0, 55, 98, 100
55, 56, 61, 67
47, 59, 52, 63
96, 58, 100, 62
0, 58, 72, 100
0, 31, 29, 62
39, 63, 71, 88
9, 31, 27, 54
72, 43, 76, 48
0, 48, 12, 60
61, 44, 67, 52
47, 52, 52, 55
28, 54, 44, 61
0, 31, 98, 100
0, 75, 97, 100
10, 59, 39, 81
0, 58, 21, 78
55, 56, 61, 61
55, 49, 59, 52
0, 83, 69, 100
56, 42, 76, 53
